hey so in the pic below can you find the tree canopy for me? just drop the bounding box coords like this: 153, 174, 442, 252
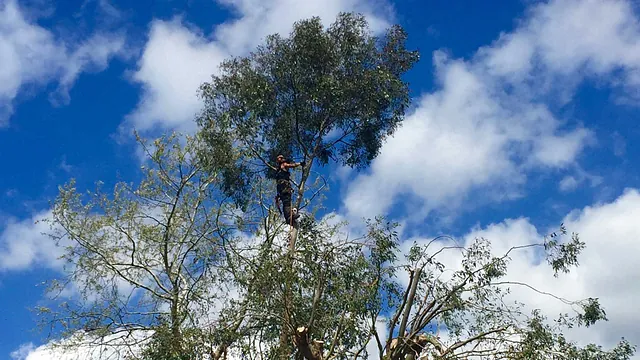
196, 12, 419, 209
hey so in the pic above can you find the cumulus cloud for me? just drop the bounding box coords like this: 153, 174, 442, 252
213, 0, 391, 55
343, 0, 640, 221
123, 0, 392, 134
481, 0, 640, 89
11, 331, 153, 360
0, 210, 65, 271
123, 19, 228, 133
344, 55, 592, 220
0, 0, 126, 125
479, 188, 640, 351
559, 175, 579, 192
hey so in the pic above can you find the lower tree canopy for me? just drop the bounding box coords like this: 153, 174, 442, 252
34, 132, 635, 360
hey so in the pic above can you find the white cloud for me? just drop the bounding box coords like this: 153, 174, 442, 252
0, 210, 65, 271
123, 0, 392, 134
343, 0, 640, 221
559, 167, 603, 193
344, 55, 591, 220
0, 0, 126, 125
10, 343, 36, 360
213, 0, 391, 55
530, 0, 640, 79
123, 18, 228, 133
52, 33, 126, 105
558, 189, 640, 346
559, 175, 579, 192
12, 331, 153, 360
493, 188, 640, 352
480, 0, 640, 85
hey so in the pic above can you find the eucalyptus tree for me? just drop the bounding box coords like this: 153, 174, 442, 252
196, 12, 418, 233
377, 227, 635, 360
196, 12, 419, 355
34, 132, 635, 360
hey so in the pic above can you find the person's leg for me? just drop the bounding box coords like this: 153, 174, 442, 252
283, 206, 292, 225
277, 181, 299, 225
277, 181, 289, 220
281, 192, 294, 225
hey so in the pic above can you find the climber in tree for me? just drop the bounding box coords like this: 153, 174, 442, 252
274, 154, 305, 226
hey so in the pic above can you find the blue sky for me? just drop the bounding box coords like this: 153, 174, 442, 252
2, 0, 640, 358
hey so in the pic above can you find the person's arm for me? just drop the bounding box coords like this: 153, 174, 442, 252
281, 160, 305, 169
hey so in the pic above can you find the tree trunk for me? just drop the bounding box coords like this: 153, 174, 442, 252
170, 302, 183, 355
399, 268, 421, 338
279, 248, 295, 359
279, 163, 307, 357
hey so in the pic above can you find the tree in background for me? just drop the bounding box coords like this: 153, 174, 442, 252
38, 133, 245, 360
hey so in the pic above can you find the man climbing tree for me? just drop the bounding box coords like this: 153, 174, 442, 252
274, 154, 305, 225
196, 14, 419, 354
196, 12, 419, 224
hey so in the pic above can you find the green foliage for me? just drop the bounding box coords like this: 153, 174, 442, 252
37, 133, 240, 357
36, 131, 635, 360
379, 231, 634, 360
216, 214, 402, 359
544, 224, 586, 277
578, 297, 608, 327
140, 324, 208, 360
196, 12, 419, 207
509, 310, 635, 359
